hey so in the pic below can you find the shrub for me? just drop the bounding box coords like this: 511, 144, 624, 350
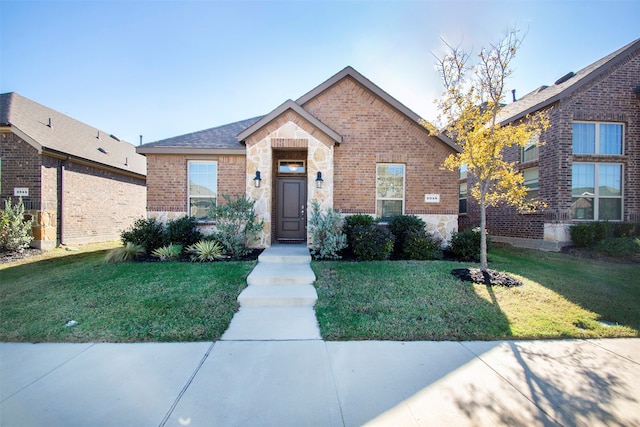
0, 197, 33, 253
187, 240, 227, 262
402, 229, 443, 260
343, 214, 376, 248
351, 224, 394, 261
448, 228, 489, 262
570, 223, 594, 248
121, 218, 165, 254
595, 237, 640, 258
165, 216, 202, 247
152, 244, 183, 261
105, 242, 145, 263
309, 201, 347, 260
389, 215, 427, 258
209, 194, 264, 259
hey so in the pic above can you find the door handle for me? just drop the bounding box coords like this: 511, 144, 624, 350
300, 205, 305, 218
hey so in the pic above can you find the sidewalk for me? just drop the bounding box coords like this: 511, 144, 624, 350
2, 338, 639, 426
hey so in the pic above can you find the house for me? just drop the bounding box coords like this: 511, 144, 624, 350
137, 66, 460, 247
458, 38, 640, 250
0, 92, 147, 249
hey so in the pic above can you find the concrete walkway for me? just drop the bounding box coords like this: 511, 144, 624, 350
1, 339, 639, 426
221, 244, 321, 341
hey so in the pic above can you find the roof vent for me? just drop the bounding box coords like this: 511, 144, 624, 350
554, 72, 575, 85
536, 85, 549, 93
109, 134, 120, 141
98, 147, 108, 154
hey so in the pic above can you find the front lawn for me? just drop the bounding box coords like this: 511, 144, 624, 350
0, 243, 254, 342
313, 246, 640, 340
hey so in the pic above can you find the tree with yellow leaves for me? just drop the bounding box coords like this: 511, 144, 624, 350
435, 29, 549, 272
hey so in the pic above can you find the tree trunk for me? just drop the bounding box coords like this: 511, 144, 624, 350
480, 200, 488, 272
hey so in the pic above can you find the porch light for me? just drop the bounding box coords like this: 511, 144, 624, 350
315, 171, 324, 189
254, 171, 262, 188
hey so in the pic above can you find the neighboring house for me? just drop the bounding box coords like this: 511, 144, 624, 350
0, 92, 147, 249
459, 38, 640, 250
137, 66, 460, 247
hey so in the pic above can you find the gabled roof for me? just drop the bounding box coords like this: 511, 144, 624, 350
0, 92, 146, 177
236, 99, 343, 144
137, 116, 263, 155
496, 38, 640, 125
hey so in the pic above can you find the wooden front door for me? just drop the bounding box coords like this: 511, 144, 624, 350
276, 177, 307, 241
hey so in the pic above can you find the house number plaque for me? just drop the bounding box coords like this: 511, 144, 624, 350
424, 194, 440, 203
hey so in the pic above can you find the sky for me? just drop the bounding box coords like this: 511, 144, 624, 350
1, 0, 639, 145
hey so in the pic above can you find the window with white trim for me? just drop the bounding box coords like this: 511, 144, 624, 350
523, 167, 539, 201
376, 163, 405, 221
572, 122, 623, 155
188, 160, 217, 221
571, 163, 622, 221
521, 131, 540, 162
459, 182, 467, 214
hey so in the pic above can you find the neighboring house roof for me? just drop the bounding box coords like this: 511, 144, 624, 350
0, 92, 146, 177
237, 99, 343, 144
137, 116, 263, 155
496, 38, 640, 125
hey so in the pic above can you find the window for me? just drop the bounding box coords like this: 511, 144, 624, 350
459, 164, 468, 180
523, 167, 539, 201
376, 164, 405, 221
521, 132, 540, 162
278, 160, 305, 174
571, 163, 622, 221
188, 161, 217, 221
572, 122, 623, 155
459, 183, 467, 214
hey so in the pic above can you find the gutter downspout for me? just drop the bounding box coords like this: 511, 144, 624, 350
58, 158, 68, 246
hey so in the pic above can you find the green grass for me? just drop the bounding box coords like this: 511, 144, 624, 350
0, 244, 254, 342
312, 247, 640, 341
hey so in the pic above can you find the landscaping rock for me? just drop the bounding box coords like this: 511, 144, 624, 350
451, 268, 523, 287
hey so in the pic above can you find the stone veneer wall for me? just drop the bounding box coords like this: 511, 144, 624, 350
245, 119, 334, 247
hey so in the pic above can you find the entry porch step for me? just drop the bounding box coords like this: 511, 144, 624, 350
257, 244, 312, 264
247, 262, 316, 286
238, 284, 318, 307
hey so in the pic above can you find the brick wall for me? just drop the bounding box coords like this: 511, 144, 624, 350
60, 160, 146, 245
463, 45, 640, 242
0, 131, 42, 209
301, 76, 459, 216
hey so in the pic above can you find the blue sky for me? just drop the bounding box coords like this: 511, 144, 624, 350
1, 0, 638, 144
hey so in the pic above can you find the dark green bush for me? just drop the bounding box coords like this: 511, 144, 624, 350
570, 222, 640, 248
121, 218, 165, 254
447, 228, 489, 262
165, 216, 202, 247
343, 214, 376, 248
569, 223, 594, 248
389, 215, 426, 259
402, 229, 443, 260
350, 224, 394, 261
595, 237, 640, 258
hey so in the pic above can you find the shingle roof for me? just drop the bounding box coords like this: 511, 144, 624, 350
0, 92, 146, 177
496, 38, 640, 125
137, 116, 263, 154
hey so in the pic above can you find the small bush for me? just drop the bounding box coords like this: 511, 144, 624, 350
351, 224, 394, 261
187, 240, 227, 262
105, 242, 145, 263
389, 215, 427, 259
595, 237, 640, 258
448, 228, 489, 262
165, 216, 202, 247
209, 194, 264, 259
343, 214, 376, 248
570, 223, 594, 248
402, 229, 443, 260
309, 201, 347, 260
121, 218, 165, 254
152, 244, 183, 261
0, 197, 33, 253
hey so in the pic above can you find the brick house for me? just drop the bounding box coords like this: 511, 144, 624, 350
137, 66, 460, 247
458, 38, 640, 250
0, 92, 147, 249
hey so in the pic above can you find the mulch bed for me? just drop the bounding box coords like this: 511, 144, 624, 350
0, 248, 43, 265
451, 268, 524, 287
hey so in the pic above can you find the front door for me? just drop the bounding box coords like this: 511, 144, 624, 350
276, 177, 307, 241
